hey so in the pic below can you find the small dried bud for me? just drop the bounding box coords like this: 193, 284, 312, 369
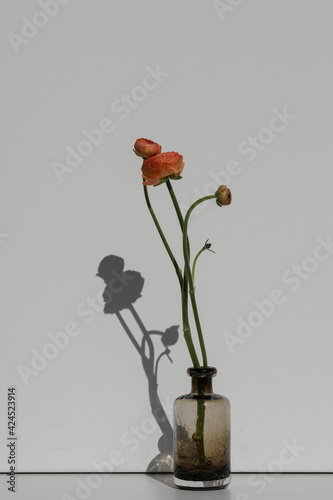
203, 239, 215, 253
134, 138, 162, 159
215, 185, 232, 207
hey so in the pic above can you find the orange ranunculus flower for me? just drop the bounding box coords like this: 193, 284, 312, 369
215, 185, 232, 206
134, 138, 162, 159
142, 152, 184, 186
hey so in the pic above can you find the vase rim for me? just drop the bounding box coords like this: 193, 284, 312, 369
187, 366, 217, 377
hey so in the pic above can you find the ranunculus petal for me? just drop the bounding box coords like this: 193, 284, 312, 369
141, 152, 184, 186
134, 138, 162, 158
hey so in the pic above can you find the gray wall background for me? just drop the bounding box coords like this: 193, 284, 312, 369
1, 0, 332, 472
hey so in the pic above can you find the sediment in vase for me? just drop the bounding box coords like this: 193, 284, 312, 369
173, 367, 231, 489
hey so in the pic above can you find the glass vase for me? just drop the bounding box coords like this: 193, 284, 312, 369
173, 366, 231, 489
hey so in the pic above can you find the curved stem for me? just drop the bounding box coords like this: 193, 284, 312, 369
192, 247, 205, 285
143, 185, 183, 288
183, 195, 216, 367
165, 179, 200, 368
192, 241, 215, 285
165, 179, 190, 259
143, 184, 200, 368
181, 279, 200, 368
165, 179, 184, 228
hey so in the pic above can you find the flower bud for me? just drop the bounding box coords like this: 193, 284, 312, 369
215, 185, 232, 206
134, 138, 162, 159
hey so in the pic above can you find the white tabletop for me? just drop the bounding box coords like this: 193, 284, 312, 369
1, 473, 332, 500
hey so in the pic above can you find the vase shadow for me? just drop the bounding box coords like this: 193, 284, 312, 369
96, 254, 179, 473
146, 472, 178, 489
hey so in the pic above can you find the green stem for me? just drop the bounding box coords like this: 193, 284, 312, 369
164, 185, 215, 467
143, 185, 200, 368
165, 179, 190, 258
183, 195, 216, 367
143, 185, 182, 288
165, 179, 200, 368
195, 384, 207, 467
192, 247, 205, 285
181, 283, 200, 368
192, 241, 214, 285
165, 179, 184, 230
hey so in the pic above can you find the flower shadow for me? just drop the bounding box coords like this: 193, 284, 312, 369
96, 255, 179, 472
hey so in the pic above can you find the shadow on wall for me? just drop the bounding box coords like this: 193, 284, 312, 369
96, 255, 179, 473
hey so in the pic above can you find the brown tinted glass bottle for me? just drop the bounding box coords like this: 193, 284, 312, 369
173, 367, 231, 489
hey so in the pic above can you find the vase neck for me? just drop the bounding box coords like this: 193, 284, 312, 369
188, 367, 217, 396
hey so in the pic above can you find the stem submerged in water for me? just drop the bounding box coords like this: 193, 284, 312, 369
194, 396, 207, 467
